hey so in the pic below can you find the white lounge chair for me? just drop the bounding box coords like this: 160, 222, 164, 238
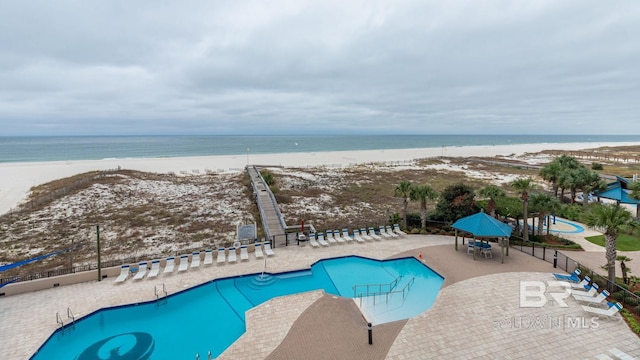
240, 246, 249, 261
114, 264, 130, 283
341, 229, 353, 242
574, 290, 610, 304
178, 255, 189, 272
191, 252, 200, 269
582, 302, 622, 317
572, 283, 599, 298
332, 230, 344, 244
571, 276, 590, 289
133, 262, 148, 280
360, 228, 373, 241
325, 231, 337, 244
254, 243, 264, 258
368, 227, 382, 240
393, 224, 407, 236
386, 226, 399, 238
228, 247, 237, 263
379, 226, 392, 238
203, 249, 213, 265
309, 233, 320, 248
163, 257, 175, 274
317, 233, 329, 246
353, 229, 365, 243
147, 260, 161, 278
264, 242, 275, 256
216, 248, 226, 264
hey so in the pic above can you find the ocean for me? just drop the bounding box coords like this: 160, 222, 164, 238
0, 134, 638, 163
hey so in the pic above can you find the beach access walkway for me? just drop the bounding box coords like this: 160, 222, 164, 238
247, 165, 286, 241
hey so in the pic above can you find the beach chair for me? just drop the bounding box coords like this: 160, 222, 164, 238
178, 255, 189, 272
386, 226, 399, 238
228, 247, 237, 263
254, 243, 264, 258
553, 269, 581, 282
309, 233, 320, 248
264, 242, 275, 256
379, 226, 392, 239
317, 233, 329, 246
203, 249, 213, 265
353, 229, 365, 243
368, 227, 382, 240
240, 246, 249, 261
147, 260, 161, 278
325, 231, 337, 244
216, 248, 226, 264
133, 262, 148, 280
114, 265, 130, 283
341, 229, 353, 242
191, 252, 200, 269
333, 230, 345, 244
360, 228, 373, 241
582, 302, 622, 317
393, 224, 407, 236
574, 290, 610, 304
572, 283, 599, 298
163, 257, 175, 274
571, 276, 590, 289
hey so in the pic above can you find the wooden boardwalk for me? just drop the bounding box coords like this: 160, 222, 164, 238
247, 166, 286, 242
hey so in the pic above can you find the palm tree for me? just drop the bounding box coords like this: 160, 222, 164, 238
530, 193, 559, 235
577, 168, 605, 206
539, 162, 562, 198
583, 203, 634, 289
511, 178, 536, 241
394, 180, 412, 229
478, 185, 505, 218
410, 185, 438, 230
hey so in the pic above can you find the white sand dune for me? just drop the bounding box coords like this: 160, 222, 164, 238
0, 141, 636, 215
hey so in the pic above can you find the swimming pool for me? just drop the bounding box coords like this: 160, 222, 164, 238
31, 255, 444, 359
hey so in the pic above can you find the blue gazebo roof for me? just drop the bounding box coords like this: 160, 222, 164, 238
594, 176, 640, 204
452, 211, 512, 238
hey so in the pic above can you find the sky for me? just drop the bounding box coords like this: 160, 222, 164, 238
1, 0, 639, 136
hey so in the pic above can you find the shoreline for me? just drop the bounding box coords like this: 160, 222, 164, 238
1, 141, 638, 215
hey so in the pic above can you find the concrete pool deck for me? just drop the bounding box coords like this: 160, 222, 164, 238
2, 235, 639, 359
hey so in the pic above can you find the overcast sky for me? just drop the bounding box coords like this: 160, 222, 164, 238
1, 1, 639, 136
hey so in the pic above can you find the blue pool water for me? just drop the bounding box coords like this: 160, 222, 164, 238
31, 256, 444, 359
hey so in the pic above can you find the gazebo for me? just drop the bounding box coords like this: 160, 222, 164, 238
452, 211, 512, 263
593, 176, 640, 217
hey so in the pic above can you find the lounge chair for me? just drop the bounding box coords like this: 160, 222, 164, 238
360, 228, 373, 241
379, 226, 392, 238
203, 249, 213, 265
368, 227, 382, 240
553, 269, 581, 282
574, 290, 610, 304
228, 247, 237, 263
341, 229, 353, 242
133, 262, 148, 280
309, 233, 320, 248
317, 233, 329, 246
264, 242, 275, 256
163, 257, 175, 274
254, 243, 264, 258
572, 283, 599, 298
178, 255, 189, 272
353, 229, 365, 243
582, 302, 622, 317
191, 252, 201, 269
386, 225, 399, 238
325, 231, 337, 244
147, 260, 161, 278
393, 224, 407, 236
114, 265, 130, 283
240, 246, 249, 261
334, 230, 345, 244
571, 276, 590, 289
216, 248, 226, 264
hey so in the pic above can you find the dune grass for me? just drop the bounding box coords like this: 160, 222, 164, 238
585, 234, 640, 251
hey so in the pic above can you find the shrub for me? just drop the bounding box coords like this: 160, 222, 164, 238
621, 309, 640, 335
591, 163, 603, 170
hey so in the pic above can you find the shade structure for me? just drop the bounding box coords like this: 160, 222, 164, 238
451, 211, 512, 238
452, 211, 512, 263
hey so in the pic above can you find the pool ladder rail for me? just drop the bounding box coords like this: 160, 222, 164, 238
353, 276, 416, 306
154, 283, 168, 303
55, 307, 76, 328
195, 350, 213, 359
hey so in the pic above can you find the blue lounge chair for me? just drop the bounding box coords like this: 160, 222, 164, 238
553, 269, 581, 282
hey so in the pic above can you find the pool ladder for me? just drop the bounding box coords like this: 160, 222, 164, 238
55, 307, 76, 328
195, 351, 213, 359
154, 283, 168, 303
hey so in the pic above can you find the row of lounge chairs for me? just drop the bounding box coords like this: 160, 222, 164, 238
552, 269, 623, 318
307, 224, 406, 248
114, 242, 275, 283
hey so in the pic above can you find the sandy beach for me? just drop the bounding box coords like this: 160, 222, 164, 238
1, 141, 638, 216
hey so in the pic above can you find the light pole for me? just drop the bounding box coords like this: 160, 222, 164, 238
246, 147, 250, 165
96, 225, 102, 281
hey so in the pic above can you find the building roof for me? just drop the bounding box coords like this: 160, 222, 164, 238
451, 211, 512, 238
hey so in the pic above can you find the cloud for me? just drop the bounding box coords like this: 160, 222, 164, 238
1, 0, 639, 135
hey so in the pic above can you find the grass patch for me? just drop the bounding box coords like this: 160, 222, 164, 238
585, 234, 640, 251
